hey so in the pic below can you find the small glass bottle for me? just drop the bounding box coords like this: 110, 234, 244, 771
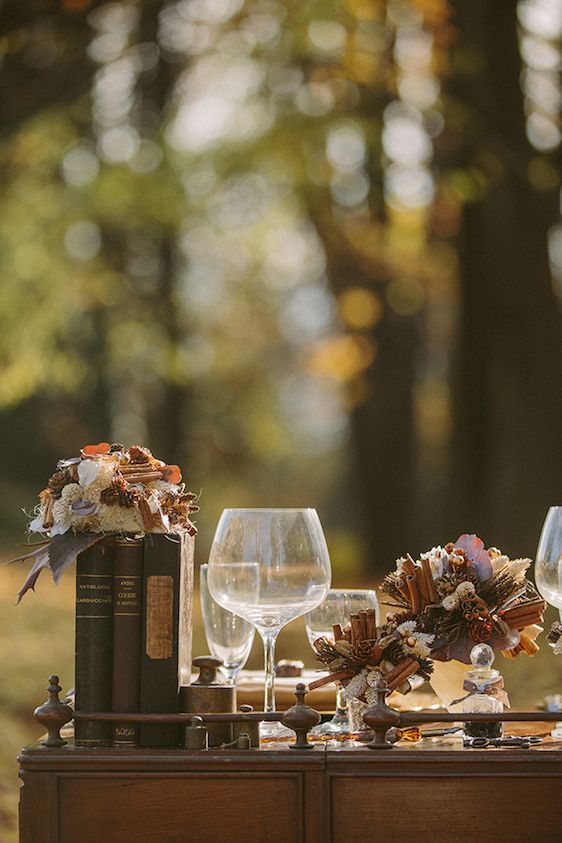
462, 643, 503, 739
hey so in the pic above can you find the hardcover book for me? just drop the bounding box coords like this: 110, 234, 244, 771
74, 540, 113, 746
140, 532, 195, 747
112, 537, 143, 747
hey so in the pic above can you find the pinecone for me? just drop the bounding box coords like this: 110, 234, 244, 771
47, 467, 75, 499
100, 477, 139, 508
350, 641, 376, 666
128, 445, 151, 464
468, 618, 493, 643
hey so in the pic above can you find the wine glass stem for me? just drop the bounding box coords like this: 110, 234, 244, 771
336, 686, 347, 713
259, 628, 278, 713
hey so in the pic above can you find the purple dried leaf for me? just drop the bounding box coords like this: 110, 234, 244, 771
70, 500, 98, 517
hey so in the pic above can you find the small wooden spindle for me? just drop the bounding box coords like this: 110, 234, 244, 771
34, 675, 74, 748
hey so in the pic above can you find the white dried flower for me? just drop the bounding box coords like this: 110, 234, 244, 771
456, 581, 475, 597
396, 620, 417, 635
490, 554, 510, 576
442, 595, 458, 611
402, 631, 434, 659
343, 670, 368, 702
508, 557, 531, 582
396, 556, 410, 574
420, 546, 448, 577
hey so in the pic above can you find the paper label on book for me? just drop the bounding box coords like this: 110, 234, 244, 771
146, 575, 174, 659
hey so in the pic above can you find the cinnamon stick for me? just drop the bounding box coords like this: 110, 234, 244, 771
520, 634, 540, 656
415, 566, 429, 608
359, 610, 368, 640
401, 556, 416, 576
350, 614, 362, 645
385, 658, 420, 692
406, 573, 421, 613
308, 670, 352, 691
366, 609, 378, 639
395, 577, 410, 603
421, 557, 437, 602
332, 623, 343, 642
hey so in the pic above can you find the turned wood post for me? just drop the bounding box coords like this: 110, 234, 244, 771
34, 675, 74, 748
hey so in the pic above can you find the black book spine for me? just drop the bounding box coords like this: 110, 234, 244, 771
74, 541, 113, 747
140, 533, 193, 748
112, 537, 143, 747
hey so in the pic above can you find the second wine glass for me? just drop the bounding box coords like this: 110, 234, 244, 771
305, 589, 380, 736
200, 564, 255, 684
207, 508, 331, 740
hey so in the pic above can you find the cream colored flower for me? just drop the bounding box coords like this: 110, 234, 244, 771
456, 581, 475, 598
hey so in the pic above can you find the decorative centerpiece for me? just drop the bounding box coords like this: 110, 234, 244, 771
10, 441, 198, 600
311, 535, 545, 715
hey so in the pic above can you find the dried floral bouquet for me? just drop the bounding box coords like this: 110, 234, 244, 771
311, 535, 545, 704
8, 442, 198, 600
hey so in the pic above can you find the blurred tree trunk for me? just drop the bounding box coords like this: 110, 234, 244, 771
310, 204, 418, 572
448, 0, 562, 556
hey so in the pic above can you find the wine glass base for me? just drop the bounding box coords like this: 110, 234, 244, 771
310, 711, 349, 736
259, 720, 294, 744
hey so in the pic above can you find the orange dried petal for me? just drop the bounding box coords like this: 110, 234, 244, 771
161, 464, 182, 484
81, 442, 111, 456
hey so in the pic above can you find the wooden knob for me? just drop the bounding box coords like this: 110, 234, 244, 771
192, 655, 223, 685
281, 683, 321, 750
362, 677, 400, 750
34, 675, 73, 748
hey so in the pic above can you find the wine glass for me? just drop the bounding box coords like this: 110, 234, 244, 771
536, 506, 562, 621
199, 564, 255, 684
207, 508, 331, 739
305, 589, 379, 736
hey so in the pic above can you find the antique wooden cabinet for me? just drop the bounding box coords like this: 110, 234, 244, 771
18, 740, 562, 843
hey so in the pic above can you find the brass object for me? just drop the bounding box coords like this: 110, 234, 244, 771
34, 676, 74, 748
179, 656, 235, 747
231, 704, 260, 748
184, 716, 208, 750
281, 684, 321, 750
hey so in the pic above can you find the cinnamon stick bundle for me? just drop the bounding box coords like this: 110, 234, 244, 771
501, 602, 545, 630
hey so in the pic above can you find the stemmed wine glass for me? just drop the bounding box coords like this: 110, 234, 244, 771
535, 506, 562, 621
305, 589, 379, 736
207, 508, 331, 739
199, 564, 255, 684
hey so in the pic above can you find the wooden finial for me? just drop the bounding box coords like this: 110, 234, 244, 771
281, 683, 321, 750
362, 676, 400, 750
34, 675, 74, 748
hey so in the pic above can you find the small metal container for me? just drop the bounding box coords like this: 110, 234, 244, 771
231, 704, 260, 748
179, 656, 236, 747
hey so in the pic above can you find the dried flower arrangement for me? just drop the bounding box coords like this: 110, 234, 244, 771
9, 442, 198, 600
311, 535, 545, 704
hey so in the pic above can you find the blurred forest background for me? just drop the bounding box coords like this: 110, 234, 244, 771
1, 0, 562, 840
